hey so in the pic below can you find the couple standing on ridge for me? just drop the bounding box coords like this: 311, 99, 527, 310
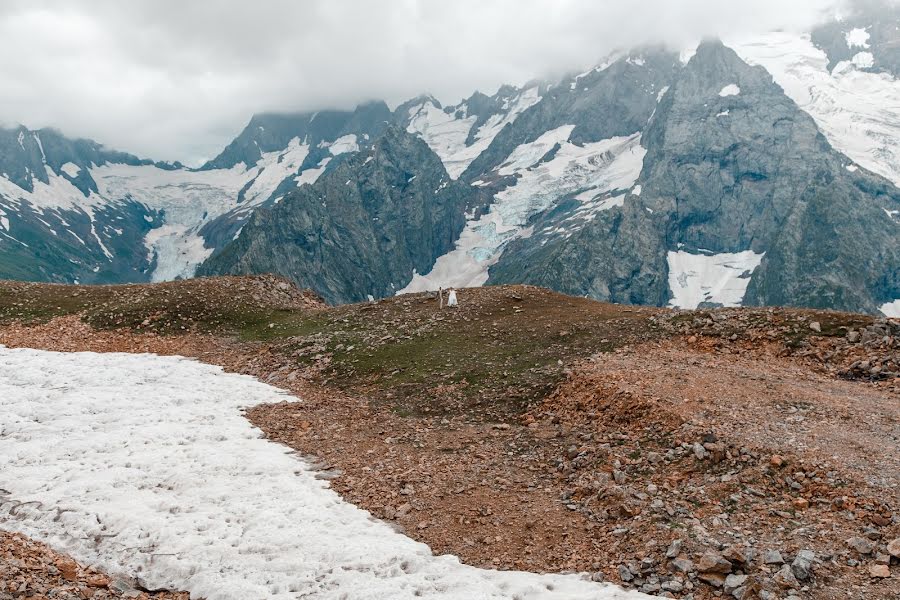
439, 287, 458, 308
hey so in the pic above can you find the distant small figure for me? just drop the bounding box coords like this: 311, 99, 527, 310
438, 287, 444, 309
447, 288, 458, 308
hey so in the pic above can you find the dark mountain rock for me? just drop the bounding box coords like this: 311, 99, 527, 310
198, 126, 485, 304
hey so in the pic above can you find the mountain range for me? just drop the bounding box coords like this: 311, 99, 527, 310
1, 4, 899, 315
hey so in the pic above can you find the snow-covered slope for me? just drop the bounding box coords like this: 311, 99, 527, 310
404, 86, 542, 179
400, 129, 645, 292
729, 31, 900, 187
0, 346, 651, 600
0, 119, 378, 283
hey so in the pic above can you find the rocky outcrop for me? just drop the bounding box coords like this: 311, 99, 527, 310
199, 127, 484, 304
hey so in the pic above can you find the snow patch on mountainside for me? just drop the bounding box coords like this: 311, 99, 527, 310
407, 88, 540, 179
881, 299, 900, 318
324, 134, 359, 156
844, 27, 870, 49
0, 347, 651, 600
0, 168, 106, 213
729, 32, 900, 187
667, 250, 765, 309
719, 84, 741, 97
60, 163, 81, 177
400, 132, 645, 293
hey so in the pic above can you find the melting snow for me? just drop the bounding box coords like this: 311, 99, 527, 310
326, 134, 359, 156
295, 157, 331, 186
851, 51, 875, 69
719, 84, 741, 97
60, 163, 81, 178
845, 27, 870, 49
0, 347, 651, 600
729, 32, 900, 188
881, 300, 900, 317
498, 125, 575, 174
667, 250, 765, 309
400, 132, 645, 293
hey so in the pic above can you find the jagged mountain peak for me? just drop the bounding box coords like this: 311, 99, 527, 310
202, 101, 391, 171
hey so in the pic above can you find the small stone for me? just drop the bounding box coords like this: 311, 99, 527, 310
85, 574, 110, 587
809, 321, 821, 333
773, 564, 800, 589
724, 573, 748, 593
723, 545, 752, 565
846, 536, 875, 555
618, 564, 635, 582
875, 553, 891, 565
54, 557, 78, 582
770, 455, 785, 468
693, 443, 708, 460
698, 572, 726, 587
666, 539, 683, 559
868, 564, 890, 578
613, 470, 627, 484
791, 550, 815, 581
887, 538, 900, 558
670, 557, 694, 573
661, 580, 684, 592
697, 551, 733, 574
792, 498, 809, 510
763, 550, 784, 565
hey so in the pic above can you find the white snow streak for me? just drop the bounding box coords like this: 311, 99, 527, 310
325, 134, 359, 156
718, 84, 741, 97
667, 250, 765, 309
407, 88, 540, 179
0, 347, 650, 600
400, 132, 645, 293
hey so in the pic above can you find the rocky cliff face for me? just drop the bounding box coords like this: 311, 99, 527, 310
198, 127, 484, 304
489, 41, 900, 314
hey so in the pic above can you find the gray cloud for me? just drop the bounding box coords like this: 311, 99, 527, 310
0, 0, 847, 165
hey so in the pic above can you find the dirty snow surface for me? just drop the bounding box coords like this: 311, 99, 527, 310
0, 347, 650, 600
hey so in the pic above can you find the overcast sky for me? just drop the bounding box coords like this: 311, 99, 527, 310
0, 0, 847, 165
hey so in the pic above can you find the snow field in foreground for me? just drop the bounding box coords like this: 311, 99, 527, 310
0, 347, 652, 600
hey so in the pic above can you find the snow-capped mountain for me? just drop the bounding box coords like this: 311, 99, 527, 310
0, 103, 392, 284
2, 3, 899, 315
